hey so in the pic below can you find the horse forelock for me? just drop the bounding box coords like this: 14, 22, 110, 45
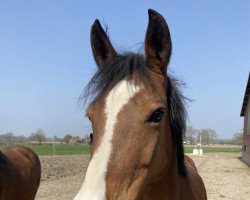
79, 53, 148, 105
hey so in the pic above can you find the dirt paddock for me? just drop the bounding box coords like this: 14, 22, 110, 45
35, 153, 250, 200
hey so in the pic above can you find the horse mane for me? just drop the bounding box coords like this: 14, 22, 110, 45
167, 76, 187, 176
81, 53, 187, 176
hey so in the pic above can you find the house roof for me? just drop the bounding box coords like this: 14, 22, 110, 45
241, 73, 250, 117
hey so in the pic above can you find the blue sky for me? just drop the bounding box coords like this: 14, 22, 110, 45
0, 0, 249, 138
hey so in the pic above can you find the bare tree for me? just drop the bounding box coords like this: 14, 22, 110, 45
16, 135, 28, 142
232, 132, 243, 146
29, 129, 47, 144
0, 133, 29, 144
0, 132, 15, 145
185, 125, 197, 144
53, 135, 63, 142
199, 129, 218, 145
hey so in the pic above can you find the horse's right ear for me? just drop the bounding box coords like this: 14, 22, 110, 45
91, 20, 117, 69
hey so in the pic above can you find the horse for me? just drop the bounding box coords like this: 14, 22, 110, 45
74, 9, 207, 200
0, 146, 41, 200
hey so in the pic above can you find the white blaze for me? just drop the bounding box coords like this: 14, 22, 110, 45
73, 80, 141, 200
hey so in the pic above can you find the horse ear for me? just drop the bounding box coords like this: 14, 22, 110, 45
145, 9, 172, 75
91, 19, 117, 69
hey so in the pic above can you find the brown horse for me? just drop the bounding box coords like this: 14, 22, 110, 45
0, 146, 41, 200
75, 9, 207, 200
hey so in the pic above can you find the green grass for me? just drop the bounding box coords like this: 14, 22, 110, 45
184, 146, 241, 154
1, 143, 242, 156
0, 143, 90, 156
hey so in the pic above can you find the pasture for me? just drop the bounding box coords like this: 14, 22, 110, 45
0, 144, 247, 199
35, 152, 250, 200
0, 143, 90, 156
0, 143, 241, 156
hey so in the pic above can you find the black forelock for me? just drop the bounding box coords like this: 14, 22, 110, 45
81, 53, 149, 103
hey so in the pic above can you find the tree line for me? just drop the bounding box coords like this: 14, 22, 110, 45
185, 125, 243, 145
0, 129, 91, 144
0, 126, 243, 146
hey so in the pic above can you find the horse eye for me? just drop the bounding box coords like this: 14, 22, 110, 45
148, 108, 165, 123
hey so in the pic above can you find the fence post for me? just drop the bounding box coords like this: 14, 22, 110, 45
53, 142, 56, 156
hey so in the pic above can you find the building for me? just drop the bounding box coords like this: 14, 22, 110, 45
69, 136, 82, 144
241, 73, 250, 165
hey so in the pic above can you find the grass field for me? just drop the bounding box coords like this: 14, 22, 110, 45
0, 143, 241, 156
0, 143, 90, 156
184, 146, 241, 153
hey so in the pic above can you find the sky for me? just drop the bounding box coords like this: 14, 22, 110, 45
0, 0, 249, 139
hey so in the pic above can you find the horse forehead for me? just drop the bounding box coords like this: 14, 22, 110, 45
105, 80, 142, 108
104, 79, 142, 132
88, 80, 142, 113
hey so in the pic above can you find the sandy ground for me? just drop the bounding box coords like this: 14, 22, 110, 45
35, 153, 250, 200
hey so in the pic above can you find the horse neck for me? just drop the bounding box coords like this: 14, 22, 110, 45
143, 144, 181, 199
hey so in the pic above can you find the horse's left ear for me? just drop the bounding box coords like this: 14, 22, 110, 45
145, 9, 172, 75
